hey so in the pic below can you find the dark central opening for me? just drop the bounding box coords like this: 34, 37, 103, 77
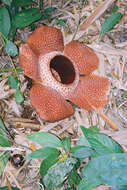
50, 55, 75, 84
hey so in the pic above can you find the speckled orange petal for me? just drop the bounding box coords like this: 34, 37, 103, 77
30, 84, 74, 122
64, 41, 99, 75
27, 24, 64, 56
19, 44, 40, 81
69, 75, 110, 110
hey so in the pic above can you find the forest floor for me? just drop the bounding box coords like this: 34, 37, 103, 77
0, 0, 127, 189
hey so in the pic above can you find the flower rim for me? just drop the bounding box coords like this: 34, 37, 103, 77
39, 51, 80, 98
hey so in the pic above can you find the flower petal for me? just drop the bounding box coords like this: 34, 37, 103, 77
19, 44, 40, 81
69, 75, 110, 110
64, 41, 99, 75
27, 24, 64, 55
30, 84, 74, 122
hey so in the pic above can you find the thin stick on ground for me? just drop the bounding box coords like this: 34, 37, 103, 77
98, 109, 118, 131
5, 169, 22, 189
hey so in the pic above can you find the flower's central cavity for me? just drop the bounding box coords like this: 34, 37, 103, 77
50, 55, 75, 84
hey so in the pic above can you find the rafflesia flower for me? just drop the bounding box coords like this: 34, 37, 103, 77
19, 24, 110, 122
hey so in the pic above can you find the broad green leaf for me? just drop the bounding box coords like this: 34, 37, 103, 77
76, 136, 90, 147
25, 147, 60, 160
0, 136, 10, 147
80, 125, 99, 136
8, 75, 19, 89
81, 126, 123, 156
125, 6, 127, 11
11, 0, 37, 7
40, 154, 58, 176
0, 7, 11, 37
0, 117, 8, 137
43, 158, 77, 188
82, 153, 127, 187
71, 145, 85, 153
27, 132, 62, 148
12, 8, 42, 29
100, 12, 123, 35
72, 146, 92, 159
62, 137, 71, 153
125, 74, 127, 78
14, 89, 24, 104
0, 151, 10, 177
1, 0, 12, 6
0, 186, 20, 190
88, 133, 123, 156
77, 177, 100, 190
5, 40, 18, 57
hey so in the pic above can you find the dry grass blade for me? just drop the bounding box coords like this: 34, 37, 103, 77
5, 169, 22, 189
89, 43, 127, 58
14, 121, 41, 131
98, 109, 118, 131
80, 0, 115, 31
6, 175, 12, 190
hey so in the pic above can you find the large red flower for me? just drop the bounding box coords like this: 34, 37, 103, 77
19, 24, 110, 122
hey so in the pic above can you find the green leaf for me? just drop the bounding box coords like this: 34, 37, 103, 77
0, 151, 10, 177
80, 125, 99, 136
40, 154, 58, 177
14, 89, 24, 104
1, 0, 12, 6
25, 147, 60, 160
62, 137, 71, 153
11, 0, 37, 7
0, 68, 22, 74
4, 40, 18, 57
44, 6, 56, 14
39, 0, 43, 9
0, 7, 11, 37
125, 74, 127, 78
112, 187, 127, 190
72, 146, 92, 159
125, 6, 127, 11
89, 133, 123, 156
43, 158, 77, 188
54, 17, 66, 27
112, 5, 118, 13
0, 186, 20, 190
76, 136, 90, 147
123, 91, 127, 99
26, 132, 62, 148
68, 167, 81, 188
8, 74, 19, 89
0, 136, 10, 147
81, 126, 123, 156
56, 19, 65, 27
77, 177, 100, 190
8, 27, 16, 41
81, 153, 127, 187
12, 8, 42, 29
100, 12, 123, 35
0, 117, 8, 137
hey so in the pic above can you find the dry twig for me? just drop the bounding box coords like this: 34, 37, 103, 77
80, 0, 115, 31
